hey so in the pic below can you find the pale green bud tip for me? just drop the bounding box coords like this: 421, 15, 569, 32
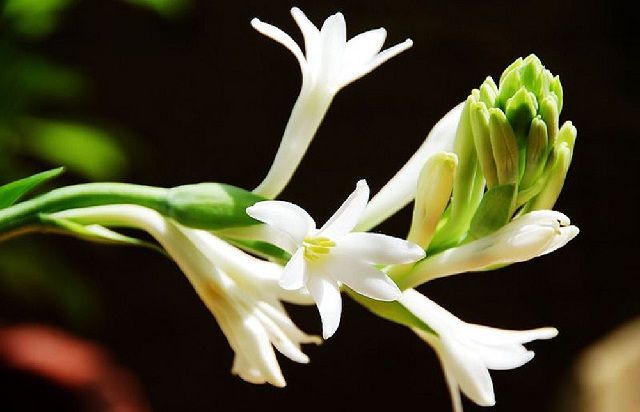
166, 183, 264, 229
408, 152, 457, 249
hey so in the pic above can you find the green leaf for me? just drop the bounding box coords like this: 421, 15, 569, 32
469, 184, 517, 239
38, 213, 165, 254
0, 167, 64, 209
21, 118, 128, 181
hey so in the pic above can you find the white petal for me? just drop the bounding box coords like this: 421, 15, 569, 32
280, 248, 306, 290
338, 28, 386, 85
442, 362, 465, 412
252, 306, 310, 364
306, 272, 342, 339
317, 12, 347, 88
251, 18, 307, 74
357, 102, 464, 231
468, 341, 535, 370
338, 38, 413, 89
440, 335, 496, 407
290, 7, 320, 65
246, 201, 315, 247
464, 324, 559, 346
540, 225, 579, 256
336, 232, 425, 264
256, 300, 322, 346
217, 301, 286, 387
325, 255, 401, 301
318, 180, 369, 238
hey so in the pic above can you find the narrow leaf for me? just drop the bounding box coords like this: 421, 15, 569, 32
0, 167, 64, 209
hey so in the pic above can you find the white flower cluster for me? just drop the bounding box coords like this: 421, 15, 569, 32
54, 7, 579, 411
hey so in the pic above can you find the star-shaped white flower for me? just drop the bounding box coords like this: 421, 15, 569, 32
251, 8, 413, 199
400, 289, 558, 411
247, 180, 425, 339
251, 7, 413, 94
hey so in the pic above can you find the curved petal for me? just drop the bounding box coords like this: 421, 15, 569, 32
338, 38, 413, 89
468, 341, 535, 370
251, 18, 307, 74
540, 225, 579, 256
318, 180, 369, 238
440, 335, 496, 407
252, 306, 310, 364
336, 232, 425, 264
246, 201, 315, 246
338, 28, 387, 85
306, 272, 342, 339
279, 248, 306, 290
357, 102, 464, 231
464, 324, 559, 346
325, 255, 400, 301
290, 7, 320, 65
318, 12, 347, 88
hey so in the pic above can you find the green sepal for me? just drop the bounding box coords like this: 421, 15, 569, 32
0, 167, 64, 209
346, 288, 437, 336
166, 183, 264, 230
468, 183, 517, 239
38, 213, 165, 254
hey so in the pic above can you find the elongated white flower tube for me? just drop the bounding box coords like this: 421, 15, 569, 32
357, 102, 464, 232
252, 7, 413, 199
400, 289, 558, 411
247, 179, 425, 338
396, 210, 579, 289
53, 205, 319, 387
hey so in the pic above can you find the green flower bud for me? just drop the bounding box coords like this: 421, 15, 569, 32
520, 116, 548, 190
166, 183, 264, 229
407, 152, 458, 249
488, 108, 519, 185
529, 121, 576, 210
470, 101, 498, 188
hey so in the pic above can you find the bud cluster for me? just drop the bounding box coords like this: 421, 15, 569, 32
427, 55, 576, 251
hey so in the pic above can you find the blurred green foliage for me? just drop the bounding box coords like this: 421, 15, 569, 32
0, 0, 189, 328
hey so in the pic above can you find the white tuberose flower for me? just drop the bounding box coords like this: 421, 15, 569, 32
247, 180, 425, 338
53, 205, 319, 387
252, 7, 413, 199
398, 210, 579, 288
400, 289, 558, 411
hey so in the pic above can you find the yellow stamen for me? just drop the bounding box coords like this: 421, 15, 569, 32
303, 236, 336, 261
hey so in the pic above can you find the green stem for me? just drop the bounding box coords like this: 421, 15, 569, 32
0, 183, 169, 235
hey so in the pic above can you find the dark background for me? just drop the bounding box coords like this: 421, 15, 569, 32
1, 0, 639, 411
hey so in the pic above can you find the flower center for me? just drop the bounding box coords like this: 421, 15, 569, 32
302, 236, 336, 261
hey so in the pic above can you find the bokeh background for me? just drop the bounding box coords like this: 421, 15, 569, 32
1, 0, 638, 411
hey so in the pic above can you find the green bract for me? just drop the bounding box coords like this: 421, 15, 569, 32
428, 54, 576, 252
